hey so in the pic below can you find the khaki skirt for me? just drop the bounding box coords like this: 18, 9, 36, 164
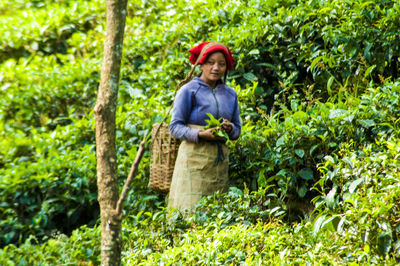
168, 125, 229, 211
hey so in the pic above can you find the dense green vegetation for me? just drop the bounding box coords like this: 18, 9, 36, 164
1, 0, 399, 264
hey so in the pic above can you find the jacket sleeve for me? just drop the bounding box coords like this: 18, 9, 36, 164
228, 93, 241, 140
169, 85, 200, 143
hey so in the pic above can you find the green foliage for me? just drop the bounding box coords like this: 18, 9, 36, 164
313, 136, 400, 259
204, 113, 229, 139
0, 55, 100, 131
0, 0, 103, 62
1, 0, 400, 264
0, 225, 100, 265
1, 186, 397, 264
230, 81, 400, 200
0, 116, 99, 246
204, 113, 223, 128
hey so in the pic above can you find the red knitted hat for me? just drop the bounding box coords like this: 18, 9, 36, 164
189, 41, 234, 70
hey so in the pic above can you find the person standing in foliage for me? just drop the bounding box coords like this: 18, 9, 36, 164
168, 42, 241, 211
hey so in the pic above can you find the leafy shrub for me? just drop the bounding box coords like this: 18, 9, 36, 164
0, 224, 100, 265
121, 187, 397, 264
230, 80, 400, 216
1, 0, 400, 263
313, 136, 400, 259
0, 55, 100, 131
0, 116, 98, 246
0, 0, 103, 62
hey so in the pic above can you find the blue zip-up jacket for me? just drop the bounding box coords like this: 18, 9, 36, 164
169, 77, 241, 143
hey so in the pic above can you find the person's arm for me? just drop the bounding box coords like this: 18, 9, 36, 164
226, 95, 241, 140
169, 85, 201, 143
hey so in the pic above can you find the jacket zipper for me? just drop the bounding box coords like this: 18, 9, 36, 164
212, 88, 220, 118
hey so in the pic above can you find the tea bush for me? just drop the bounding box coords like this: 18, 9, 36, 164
0, 224, 100, 265
1, 185, 398, 264
0, 0, 104, 62
0, 56, 101, 131
313, 136, 400, 258
0, 116, 99, 246
230, 81, 400, 198
1, 0, 400, 263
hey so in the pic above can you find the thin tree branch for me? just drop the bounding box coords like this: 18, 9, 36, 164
115, 135, 147, 215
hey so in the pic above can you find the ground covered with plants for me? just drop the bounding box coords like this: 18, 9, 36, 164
1, 0, 399, 264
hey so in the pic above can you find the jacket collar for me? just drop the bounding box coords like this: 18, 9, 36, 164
193, 77, 224, 89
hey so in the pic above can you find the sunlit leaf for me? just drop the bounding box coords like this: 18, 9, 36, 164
327, 76, 335, 93
326, 185, 337, 208
349, 177, 364, 193
313, 214, 326, 238
328, 109, 348, 119
357, 119, 375, 128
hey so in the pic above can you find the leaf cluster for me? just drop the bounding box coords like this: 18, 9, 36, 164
1, 0, 400, 263
204, 113, 229, 139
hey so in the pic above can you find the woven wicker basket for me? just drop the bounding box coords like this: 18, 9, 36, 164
149, 123, 181, 193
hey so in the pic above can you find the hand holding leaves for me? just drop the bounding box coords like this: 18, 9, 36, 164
204, 113, 230, 140
221, 119, 232, 133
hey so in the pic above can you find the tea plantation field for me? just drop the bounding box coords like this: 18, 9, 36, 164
0, 0, 399, 264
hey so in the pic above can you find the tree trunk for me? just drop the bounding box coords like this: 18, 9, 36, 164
94, 0, 127, 265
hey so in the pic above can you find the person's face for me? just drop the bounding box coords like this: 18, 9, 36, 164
200, 51, 227, 86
